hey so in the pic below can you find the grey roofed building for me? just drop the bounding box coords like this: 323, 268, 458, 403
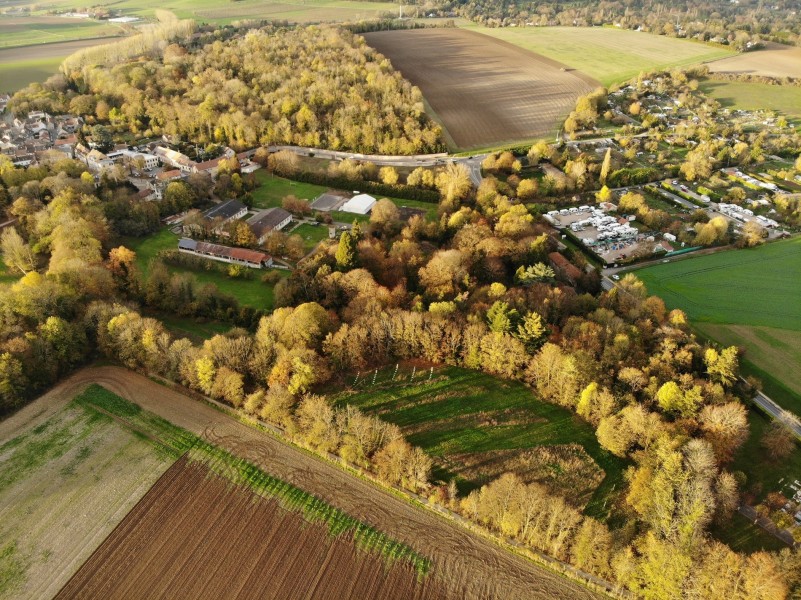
203, 199, 248, 224
247, 207, 293, 244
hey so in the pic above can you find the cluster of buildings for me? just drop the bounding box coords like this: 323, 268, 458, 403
0, 111, 83, 167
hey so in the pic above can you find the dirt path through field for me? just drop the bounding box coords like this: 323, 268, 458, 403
20, 366, 602, 600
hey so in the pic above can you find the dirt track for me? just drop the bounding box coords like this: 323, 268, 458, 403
8, 366, 601, 600
363, 28, 597, 149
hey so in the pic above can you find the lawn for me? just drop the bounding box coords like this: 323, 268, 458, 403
464, 25, 735, 87
289, 222, 331, 251
699, 79, 801, 119
711, 511, 788, 554
0, 386, 174, 599
124, 228, 288, 310
251, 171, 328, 209
332, 364, 626, 521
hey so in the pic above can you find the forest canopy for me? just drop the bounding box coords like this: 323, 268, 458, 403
10, 25, 446, 155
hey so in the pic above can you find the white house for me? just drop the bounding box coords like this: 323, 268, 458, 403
340, 193, 376, 215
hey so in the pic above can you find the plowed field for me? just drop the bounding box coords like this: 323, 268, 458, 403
706, 42, 801, 79
24, 367, 600, 599
363, 28, 597, 149
56, 458, 442, 600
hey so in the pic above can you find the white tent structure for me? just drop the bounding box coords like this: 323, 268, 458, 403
339, 194, 376, 215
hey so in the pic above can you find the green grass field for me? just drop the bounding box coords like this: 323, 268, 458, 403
635, 238, 801, 331
124, 228, 288, 310
636, 237, 801, 410
0, 16, 122, 49
464, 25, 735, 86
332, 364, 626, 521
0, 56, 64, 93
252, 172, 328, 209
699, 79, 801, 119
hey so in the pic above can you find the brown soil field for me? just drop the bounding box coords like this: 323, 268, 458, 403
363, 28, 598, 149
57, 458, 445, 600
16, 366, 601, 600
706, 42, 801, 79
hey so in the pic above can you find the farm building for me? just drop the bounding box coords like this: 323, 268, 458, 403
247, 208, 293, 244
203, 200, 248, 224
339, 194, 376, 215
178, 238, 273, 269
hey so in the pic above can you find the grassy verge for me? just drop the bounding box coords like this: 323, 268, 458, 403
75, 384, 432, 577
290, 222, 330, 251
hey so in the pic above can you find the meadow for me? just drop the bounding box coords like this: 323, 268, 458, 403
464, 25, 735, 87
634, 237, 801, 409
124, 228, 288, 310
0, 16, 122, 49
332, 364, 626, 521
699, 79, 801, 119
0, 38, 119, 93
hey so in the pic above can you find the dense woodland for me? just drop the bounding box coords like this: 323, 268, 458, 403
9, 25, 445, 154
1, 141, 800, 597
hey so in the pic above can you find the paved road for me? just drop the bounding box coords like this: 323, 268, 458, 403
266, 144, 487, 185
749, 385, 801, 440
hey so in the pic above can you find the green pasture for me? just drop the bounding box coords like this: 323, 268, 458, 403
124, 228, 287, 310
252, 172, 328, 209
0, 17, 121, 49
332, 364, 626, 521
0, 56, 64, 93
465, 25, 735, 86
699, 79, 801, 119
635, 237, 801, 331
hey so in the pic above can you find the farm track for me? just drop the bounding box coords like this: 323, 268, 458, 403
56, 458, 447, 599
363, 29, 597, 149
15, 366, 602, 600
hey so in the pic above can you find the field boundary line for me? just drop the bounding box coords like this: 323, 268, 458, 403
147, 370, 625, 598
